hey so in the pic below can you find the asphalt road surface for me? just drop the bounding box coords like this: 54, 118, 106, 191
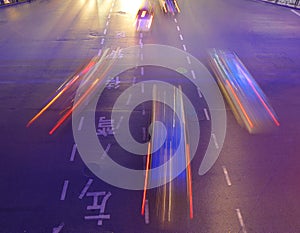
0, 0, 300, 232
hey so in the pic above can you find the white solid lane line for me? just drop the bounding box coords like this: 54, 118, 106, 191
222, 165, 232, 186
60, 180, 69, 201
291, 9, 300, 17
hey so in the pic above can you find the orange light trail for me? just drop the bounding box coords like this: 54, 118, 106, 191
26, 75, 80, 128
49, 78, 99, 135
141, 142, 151, 215
48, 54, 117, 135
186, 144, 193, 219
226, 79, 254, 129
81, 60, 96, 75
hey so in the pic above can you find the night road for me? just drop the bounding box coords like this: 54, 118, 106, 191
0, 0, 300, 232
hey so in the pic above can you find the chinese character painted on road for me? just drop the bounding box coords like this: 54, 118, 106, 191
97, 116, 114, 137
84, 191, 112, 226
105, 76, 120, 89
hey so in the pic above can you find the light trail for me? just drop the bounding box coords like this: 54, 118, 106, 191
179, 85, 193, 219
141, 142, 152, 215
26, 75, 80, 127
243, 71, 280, 126
226, 79, 254, 129
49, 78, 100, 135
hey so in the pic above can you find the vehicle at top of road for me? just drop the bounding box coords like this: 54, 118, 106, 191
159, 0, 180, 15
135, 5, 154, 32
208, 49, 280, 134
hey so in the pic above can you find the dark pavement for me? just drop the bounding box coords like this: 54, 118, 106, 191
0, 0, 300, 232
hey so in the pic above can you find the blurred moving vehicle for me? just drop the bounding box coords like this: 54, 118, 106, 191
136, 6, 154, 32
159, 0, 180, 15
208, 49, 280, 133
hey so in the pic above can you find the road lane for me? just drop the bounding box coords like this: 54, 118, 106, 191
0, 0, 299, 232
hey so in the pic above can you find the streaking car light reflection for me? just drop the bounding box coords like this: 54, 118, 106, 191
208, 49, 280, 133
27, 48, 119, 134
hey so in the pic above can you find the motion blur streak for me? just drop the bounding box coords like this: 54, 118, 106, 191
141, 142, 152, 215
209, 49, 279, 133
179, 85, 193, 219
26, 75, 80, 128
225, 79, 254, 129
174, 1, 181, 13
49, 51, 117, 134
186, 144, 193, 219
49, 78, 100, 135
243, 72, 280, 126
26, 57, 98, 128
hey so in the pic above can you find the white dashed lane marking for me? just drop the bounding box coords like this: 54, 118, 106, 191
101, 143, 111, 159
197, 87, 202, 98
141, 83, 145, 93
183, 44, 187, 51
126, 94, 132, 105
203, 108, 210, 121
116, 116, 124, 129
222, 165, 232, 186
236, 208, 247, 233
53, 223, 64, 233
141, 67, 144, 76
145, 199, 150, 224
79, 179, 93, 199
70, 144, 77, 162
211, 133, 219, 149
191, 70, 196, 79
179, 34, 184, 41
60, 180, 69, 201
78, 116, 84, 131
186, 56, 191, 64
177, 25, 180, 31
291, 9, 300, 17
